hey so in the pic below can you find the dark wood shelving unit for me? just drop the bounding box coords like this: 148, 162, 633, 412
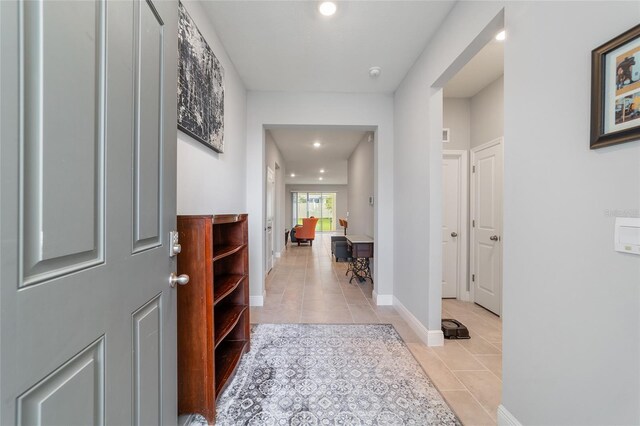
215, 340, 249, 396
212, 243, 246, 261
177, 214, 250, 424
214, 274, 246, 305
214, 305, 247, 348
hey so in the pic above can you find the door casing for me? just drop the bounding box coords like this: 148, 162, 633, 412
265, 166, 275, 274
442, 150, 469, 301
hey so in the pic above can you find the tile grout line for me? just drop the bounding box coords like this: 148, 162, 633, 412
449, 369, 500, 421
455, 337, 503, 384
429, 340, 499, 422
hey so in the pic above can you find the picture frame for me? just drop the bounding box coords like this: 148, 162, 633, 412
177, 2, 225, 153
591, 24, 640, 149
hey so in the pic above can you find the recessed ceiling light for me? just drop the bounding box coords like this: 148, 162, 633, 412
495, 30, 506, 41
320, 169, 325, 173
313, 142, 321, 148
290, 173, 296, 177
319, 177, 324, 181
318, 1, 337, 16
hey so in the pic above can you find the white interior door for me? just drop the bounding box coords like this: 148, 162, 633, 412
0, 1, 178, 424
471, 138, 503, 315
442, 153, 463, 298
266, 167, 275, 273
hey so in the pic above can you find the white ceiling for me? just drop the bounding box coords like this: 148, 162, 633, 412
199, 1, 456, 93
443, 38, 504, 98
268, 127, 371, 185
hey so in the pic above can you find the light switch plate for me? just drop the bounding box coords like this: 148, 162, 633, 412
614, 217, 640, 255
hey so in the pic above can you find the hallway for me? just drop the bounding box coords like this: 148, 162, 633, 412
251, 233, 503, 425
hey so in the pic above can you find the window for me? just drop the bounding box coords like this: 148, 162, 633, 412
291, 192, 337, 232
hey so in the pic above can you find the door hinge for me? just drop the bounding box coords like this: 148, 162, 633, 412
472, 165, 476, 173
472, 219, 475, 227
472, 274, 475, 282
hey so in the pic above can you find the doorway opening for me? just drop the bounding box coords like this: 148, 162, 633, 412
263, 125, 377, 305
440, 25, 504, 316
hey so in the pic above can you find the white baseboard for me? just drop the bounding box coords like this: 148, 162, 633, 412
392, 296, 444, 346
275, 252, 281, 258
372, 290, 393, 306
250, 290, 266, 307
459, 290, 471, 302
426, 329, 444, 346
497, 405, 522, 426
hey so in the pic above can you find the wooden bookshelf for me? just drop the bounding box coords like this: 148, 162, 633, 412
176, 214, 250, 424
215, 340, 249, 396
214, 274, 246, 305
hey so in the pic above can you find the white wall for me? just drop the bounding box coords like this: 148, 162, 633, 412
265, 131, 286, 255
443, 98, 471, 151
347, 134, 375, 236
470, 75, 503, 148
502, 3, 639, 424
393, 3, 504, 333
177, 1, 247, 215
284, 184, 348, 231
247, 92, 394, 304
395, 1, 640, 424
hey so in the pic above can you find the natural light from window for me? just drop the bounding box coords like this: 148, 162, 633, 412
292, 192, 337, 232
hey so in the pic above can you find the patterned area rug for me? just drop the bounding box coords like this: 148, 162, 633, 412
210, 324, 460, 426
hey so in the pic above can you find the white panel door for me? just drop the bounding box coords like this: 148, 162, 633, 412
0, 1, 179, 424
471, 139, 503, 315
266, 167, 275, 273
442, 155, 461, 298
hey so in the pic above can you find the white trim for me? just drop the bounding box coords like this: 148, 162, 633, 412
497, 405, 522, 426
443, 149, 469, 301
393, 296, 444, 346
472, 136, 503, 153
275, 251, 281, 258
266, 166, 275, 273
469, 137, 504, 314
250, 290, 267, 306
373, 290, 393, 306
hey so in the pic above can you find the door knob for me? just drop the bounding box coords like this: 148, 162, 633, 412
489, 235, 499, 241
169, 272, 189, 288
451, 232, 458, 237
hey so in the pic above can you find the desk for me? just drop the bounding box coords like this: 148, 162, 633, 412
346, 235, 374, 284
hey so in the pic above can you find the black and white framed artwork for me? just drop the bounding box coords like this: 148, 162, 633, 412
177, 2, 224, 153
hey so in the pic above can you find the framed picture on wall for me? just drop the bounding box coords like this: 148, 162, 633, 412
177, 2, 225, 153
591, 24, 640, 149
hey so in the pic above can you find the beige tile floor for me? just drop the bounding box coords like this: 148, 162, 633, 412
251, 233, 502, 425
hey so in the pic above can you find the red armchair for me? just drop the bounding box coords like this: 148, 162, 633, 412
292, 217, 319, 245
